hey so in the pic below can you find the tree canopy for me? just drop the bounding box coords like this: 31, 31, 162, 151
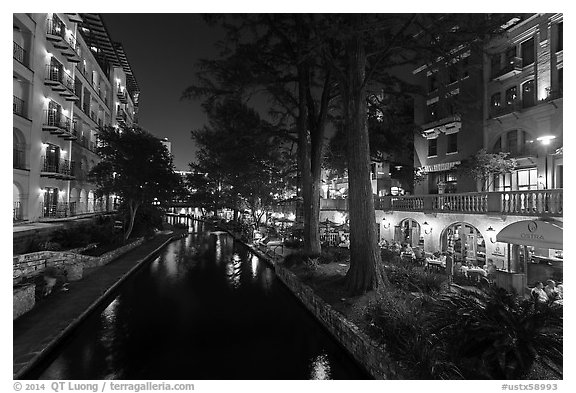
89, 126, 181, 240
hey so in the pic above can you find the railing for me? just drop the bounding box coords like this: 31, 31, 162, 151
500, 190, 563, 216
43, 110, 71, 131
377, 189, 563, 217
320, 232, 341, 245
13, 42, 26, 65
13, 96, 25, 117
13, 144, 26, 169
489, 100, 522, 119
40, 156, 75, 177
46, 18, 65, 39
320, 198, 348, 210
40, 202, 69, 219
13, 201, 23, 222
491, 56, 522, 80
45, 65, 75, 92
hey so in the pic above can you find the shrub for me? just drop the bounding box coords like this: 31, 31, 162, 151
318, 247, 350, 264
428, 287, 563, 379
384, 264, 447, 295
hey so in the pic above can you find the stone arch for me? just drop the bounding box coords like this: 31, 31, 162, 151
396, 218, 422, 247
88, 190, 95, 212
440, 221, 486, 266
79, 189, 87, 214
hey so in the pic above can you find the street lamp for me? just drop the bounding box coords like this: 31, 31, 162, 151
537, 135, 556, 190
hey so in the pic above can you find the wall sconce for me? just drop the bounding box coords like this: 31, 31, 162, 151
423, 221, 432, 235
487, 226, 496, 243
382, 217, 390, 229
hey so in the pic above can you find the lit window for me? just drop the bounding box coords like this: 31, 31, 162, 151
505, 86, 517, 105
517, 168, 538, 190
491, 93, 501, 107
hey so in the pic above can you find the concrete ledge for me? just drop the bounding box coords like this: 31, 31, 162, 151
13, 284, 35, 320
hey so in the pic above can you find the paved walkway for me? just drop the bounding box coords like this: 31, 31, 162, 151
13, 230, 184, 379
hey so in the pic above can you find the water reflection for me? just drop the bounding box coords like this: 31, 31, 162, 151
309, 353, 332, 380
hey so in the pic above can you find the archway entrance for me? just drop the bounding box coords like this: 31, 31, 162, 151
441, 222, 486, 266
395, 218, 421, 247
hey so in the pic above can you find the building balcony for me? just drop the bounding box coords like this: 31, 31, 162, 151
117, 89, 128, 103
377, 189, 562, 217
61, 37, 81, 63
13, 42, 26, 66
491, 57, 523, 82
116, 108, 127, 125
44, 65, 79, 101
40, 202, 70, 219
40, 156, 76, 179
45, 18, 67, 48
320, 198, 349, 211
489, 100, 522, 119
42, 110, 72, 136
13, 96, 26, 118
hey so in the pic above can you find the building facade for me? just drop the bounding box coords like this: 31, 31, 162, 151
13, 13, 140, 223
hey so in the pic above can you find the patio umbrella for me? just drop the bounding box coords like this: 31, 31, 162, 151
320, 218, 337, 228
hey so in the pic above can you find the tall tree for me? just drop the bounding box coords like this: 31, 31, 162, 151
183, 14, 336, 256
89, 126, 181, 240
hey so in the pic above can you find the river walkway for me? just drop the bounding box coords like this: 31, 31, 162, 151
13, 230, 185, 379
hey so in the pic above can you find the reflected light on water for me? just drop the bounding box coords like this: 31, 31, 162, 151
149, 256, 161, 274
309, 353, 332, 380
101, 297, 120, 327
226, 254, 242, 289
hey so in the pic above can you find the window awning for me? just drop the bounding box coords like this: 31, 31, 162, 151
496, 220, 563, 250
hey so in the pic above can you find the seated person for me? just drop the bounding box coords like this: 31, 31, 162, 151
531, 282, 549, 303
556, 284, 564, 300
544, 279, 560, 300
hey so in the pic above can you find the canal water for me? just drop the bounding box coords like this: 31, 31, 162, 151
30, 222, 368, 380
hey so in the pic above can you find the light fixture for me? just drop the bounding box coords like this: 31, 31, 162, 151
487, 226, 496, 243
423, 221, 432, 235
382, 217, 390, 229
536, 135, 556, 145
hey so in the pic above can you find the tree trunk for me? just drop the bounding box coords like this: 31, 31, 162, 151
297, 61, 315, 256
124, 201, 140, 241
342, 19, 388, 295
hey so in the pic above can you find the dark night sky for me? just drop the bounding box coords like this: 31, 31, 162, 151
102, 14, 226, 170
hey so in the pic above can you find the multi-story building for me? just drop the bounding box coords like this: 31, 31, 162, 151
13, 13, 139, 223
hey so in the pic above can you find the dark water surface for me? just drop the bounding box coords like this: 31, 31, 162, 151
31, 223, 368, 380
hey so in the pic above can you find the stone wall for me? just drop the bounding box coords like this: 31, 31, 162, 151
13, 284, 35, 320
274, 264, 402, 379
13, 238, 145, 285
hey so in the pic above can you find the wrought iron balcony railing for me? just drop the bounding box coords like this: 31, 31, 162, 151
43, 110, 71, 132
40, 156, 75, 177
491, 57, 523, 81
40, 202, 69, 219
13, 42, 26, 65
13, 96, 26, 117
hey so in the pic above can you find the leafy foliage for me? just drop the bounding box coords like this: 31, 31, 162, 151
89, 126, 181, 240
456, 148, 518, 191
191, 99, 293, 224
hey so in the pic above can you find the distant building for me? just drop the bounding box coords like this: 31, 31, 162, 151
13, 13, 139, 223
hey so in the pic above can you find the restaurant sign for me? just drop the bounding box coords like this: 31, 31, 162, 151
496, 220, 563, 250
420, 161, 461, 173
